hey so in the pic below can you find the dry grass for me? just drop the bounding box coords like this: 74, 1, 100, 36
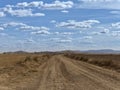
0, 53, 52, 86
0, 53, 52, 67
0, 52, 120, 73
0, 53, 120, 90
64, 53, 120, 72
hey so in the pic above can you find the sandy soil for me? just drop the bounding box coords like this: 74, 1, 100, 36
0, 55, 120, 90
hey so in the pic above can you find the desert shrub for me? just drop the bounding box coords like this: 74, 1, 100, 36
33, 56, 39, 62
65, 54, 88, 62
89, 60, 113, 67
100, 60, 113, 66
80, 57, 88, 62
64, 53, 120, 72
24, 56, 31, 62
16, 56, 31, 67
42, 54, 50, 59
74, 56, 80, 60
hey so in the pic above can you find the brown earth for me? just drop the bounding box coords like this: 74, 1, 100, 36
0, 54, 120, 90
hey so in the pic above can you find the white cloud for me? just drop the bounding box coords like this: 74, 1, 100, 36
110, 11, 120, 14
31, 30, 50, 35
83, 36, 92, 39
16, 1, 43, 8
54, 32, 60, 35
0, 1, 73, 17
57, 39, 72, 43
50, 20, 56, 23
56, 20, 100, 29
0, 22, 49, 31
54, 32, 73, 35
26, 38, 35, 43
6, 0, 74, 10
4, 8, 45, 17
2, 22, 25, 28
19, 25, 49, 31
61, 10, 69, 13
78, 0, 120, 9
0, 12, 6, 17
61, 32, 73, 35
50, 37, 72, 43
112, 22, 120, 29
50, 37, 60, 41
40, 0, 74, 10
79, 39, 94, 44
92, 32, 101, 35
32, 13, 45, 16
111, 31, 120, 37
0, 27, 4, 30
100, 29, 109, 34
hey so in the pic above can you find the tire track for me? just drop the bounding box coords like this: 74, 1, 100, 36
0, 55, 120, 90
59, 55, 120, 90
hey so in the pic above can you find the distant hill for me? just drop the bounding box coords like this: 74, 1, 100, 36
62, 49, 120, 54
82, 49, 120, 54
2, 49, 120, 54
3, 51, 29, 54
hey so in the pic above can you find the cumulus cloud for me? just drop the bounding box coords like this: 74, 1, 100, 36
56, 20, 100, 29
61, 32, 73, 35
19, 25, 49, 31
100, 29, 109, 34
83, 36, 92, 39
54, 32, 73, 35
61, 10, 69, 13
0, 12, 6, 17
50, 37, 72, 43
0, 22, 49, 31
3, 7, 45, 17
0, 27, 4, 30
112, 31, 120, 37
50, 20, 56, 23
31, 30, 50, 35
50, 37, 61, 41
110, 11, 120, 14
112, 22, 120, 29
78, 0, 120, 9
0, 0, 74, 17
0, 1, 74, 17
39, 0, 74, 10
2, 22, 25, 28
16, 1, 43, 8
79, 41, 94, 44
92, 32, 101, 35
5, 0, 74, 10
26, 38, 35, 43
57, 39, 72, 43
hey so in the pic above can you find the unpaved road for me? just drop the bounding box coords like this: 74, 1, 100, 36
0, 55, 120, 90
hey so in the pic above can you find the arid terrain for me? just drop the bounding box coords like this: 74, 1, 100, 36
0, 52, 120, 90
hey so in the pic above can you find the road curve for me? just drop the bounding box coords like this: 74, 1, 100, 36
0, 55, 120, 90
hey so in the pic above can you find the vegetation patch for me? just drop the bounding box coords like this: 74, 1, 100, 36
64, 53, 120, 72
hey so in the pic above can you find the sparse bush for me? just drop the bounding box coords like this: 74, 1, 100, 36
24, 56, 31, 62
89, 60, 113, 67
64, 54, 88, 62
33, 56, 39, 62
64, 53, 120, 72
80, 57, 88, 62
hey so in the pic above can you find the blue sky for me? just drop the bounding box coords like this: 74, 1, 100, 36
0, 0, 120, 52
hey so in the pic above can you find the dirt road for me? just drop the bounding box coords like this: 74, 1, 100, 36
0, 55, 120, 90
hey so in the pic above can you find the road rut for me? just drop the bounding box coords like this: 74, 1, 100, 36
0, 55, 120, 90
